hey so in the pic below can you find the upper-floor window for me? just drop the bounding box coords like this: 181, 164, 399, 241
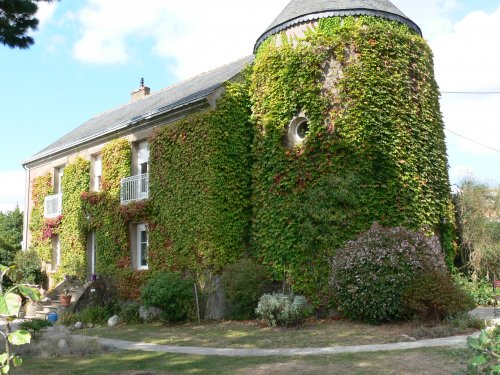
54, 166, 65, 194
92, 155, 102, 192
137, 141, 149, 175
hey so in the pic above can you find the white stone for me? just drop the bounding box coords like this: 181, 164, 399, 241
108, 315, 119, 327
74, 322, 83, 329
139, 306, 161, 321
57, 339, 67, 349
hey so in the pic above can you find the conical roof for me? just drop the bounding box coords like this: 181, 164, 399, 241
255, 0, 421, 51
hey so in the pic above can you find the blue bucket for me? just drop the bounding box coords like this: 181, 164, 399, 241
47, 312, 58, 323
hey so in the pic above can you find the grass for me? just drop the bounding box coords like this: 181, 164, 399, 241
16, 347, 466, 375
81, 318, 480, 349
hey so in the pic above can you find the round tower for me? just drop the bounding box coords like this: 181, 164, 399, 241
250, 0, 453, 306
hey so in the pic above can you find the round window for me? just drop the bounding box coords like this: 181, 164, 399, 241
295, 120, 309, 140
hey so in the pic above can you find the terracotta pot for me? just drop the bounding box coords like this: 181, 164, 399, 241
60, 294, 72, 307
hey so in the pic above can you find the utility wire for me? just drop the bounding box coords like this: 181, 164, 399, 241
444, 128, 500, 153
441, 91, 500, 95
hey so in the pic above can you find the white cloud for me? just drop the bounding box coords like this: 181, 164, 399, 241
431, 7, 500, 91
36, 1, 58, 29
0, 170, 25, 213
71, 0, 288, 75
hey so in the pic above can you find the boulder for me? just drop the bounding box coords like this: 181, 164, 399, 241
108, 315, 119, 327
139, 306, 161, 322
74, 322, 84, 330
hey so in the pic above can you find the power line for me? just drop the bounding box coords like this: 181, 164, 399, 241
444, 128, 500, 153
441, 91, 500, 95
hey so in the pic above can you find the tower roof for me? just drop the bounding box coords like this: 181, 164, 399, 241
255, 0, 421, 51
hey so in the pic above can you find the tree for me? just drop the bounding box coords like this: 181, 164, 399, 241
0, 207, 23, 266
455, 176, 500, 280
0, 0, 56, 49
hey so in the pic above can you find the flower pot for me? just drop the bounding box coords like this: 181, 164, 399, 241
60, 294, 72, 307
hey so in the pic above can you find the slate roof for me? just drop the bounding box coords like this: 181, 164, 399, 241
255, 0, 421, 51
25, 55, 254, 165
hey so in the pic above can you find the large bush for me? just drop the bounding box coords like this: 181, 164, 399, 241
401, 270, 476, 322
221, 258, 272, 320
255, 293, 311, 327
140, 272, 194, 322
330, 223, 446, 323
14, 248, 43, 285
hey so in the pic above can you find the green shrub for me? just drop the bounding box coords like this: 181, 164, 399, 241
221, 258, 272, 320
119, 302, 143, 324
19, 319, 52, 341
140, 272, 194, 322
330, 223, 447, 323
401, 270, 476, 322
76, 306, 109, 324
255, 293, 311, 327
452, 273, 495, 306
14, 249, 43, 285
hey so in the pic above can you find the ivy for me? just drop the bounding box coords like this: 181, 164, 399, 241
29, 174, 53, 262
148, 76, 253, 276
251, 16, 454, 307
55, 157, 90, 283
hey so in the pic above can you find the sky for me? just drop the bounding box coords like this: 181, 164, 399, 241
1, 0, 499, 212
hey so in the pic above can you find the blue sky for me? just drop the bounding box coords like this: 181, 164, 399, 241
1, 0, 500, 212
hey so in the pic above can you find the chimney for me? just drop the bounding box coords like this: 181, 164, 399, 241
131, 78, 150, 101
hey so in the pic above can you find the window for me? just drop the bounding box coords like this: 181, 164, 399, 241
137, 141, 149, 175
92, 155, 102, 192
137, 142, 149, 195
137, 223, 148, 270
54, 166, 65, 194
90, 231, 97, 275
52, 235, 61, 270
286, 116, 310, 147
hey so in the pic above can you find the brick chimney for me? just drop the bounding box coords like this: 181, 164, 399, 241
131, 78, 150, 101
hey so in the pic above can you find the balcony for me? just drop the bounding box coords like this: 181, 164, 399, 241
44, 194, 62, 218
120, 173, 149, 204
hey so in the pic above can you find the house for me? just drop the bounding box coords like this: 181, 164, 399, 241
22, 0, 453, 308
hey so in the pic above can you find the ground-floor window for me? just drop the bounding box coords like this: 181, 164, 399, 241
137, 223, 148, 270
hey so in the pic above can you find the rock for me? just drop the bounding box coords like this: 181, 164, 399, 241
74, 321, 84, 329
139, 306, 161, 321
108, 315, 119, 327
57, 339, 67, 349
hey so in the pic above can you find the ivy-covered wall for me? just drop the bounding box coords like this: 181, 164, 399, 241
56, 157, 90, 283
148, 77, 253, 276
29, 174, 53, 263
251, 16, 454, 305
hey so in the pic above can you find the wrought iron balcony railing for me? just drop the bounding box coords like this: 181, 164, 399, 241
120, 173, 149, 204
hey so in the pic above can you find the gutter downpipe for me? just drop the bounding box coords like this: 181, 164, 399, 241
21, 164, 30, 251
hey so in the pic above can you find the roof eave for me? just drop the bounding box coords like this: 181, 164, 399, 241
254, 9, 422, 52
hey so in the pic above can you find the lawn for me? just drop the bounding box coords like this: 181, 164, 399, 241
17, 347, 466, 374
81, 318, 477, 349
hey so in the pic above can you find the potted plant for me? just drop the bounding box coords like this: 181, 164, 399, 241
60, 289, 72, 307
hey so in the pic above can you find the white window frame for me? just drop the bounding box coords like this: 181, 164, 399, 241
137, 223, 148, 270
93, 155, 102, 192
137, 141, 149, 175
55, 166, 65, 194
55, 235, 61, 268
91, 231, 97, 275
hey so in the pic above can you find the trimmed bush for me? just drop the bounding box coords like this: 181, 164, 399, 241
330, 223, 447, 323
221, 258, 272, 320
140, 272, 194, 322
255, 293, 311, 327
402, 270, 476, 322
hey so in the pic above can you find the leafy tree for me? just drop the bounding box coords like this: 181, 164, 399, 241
455, 177, 500, 280
0, 207, 23, 266
0, 0, 56, 49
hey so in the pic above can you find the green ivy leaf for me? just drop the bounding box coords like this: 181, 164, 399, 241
1, 365, 10, 374
17, 285, 41, 302
12, 356, 22, 367
469, 354, 488, 367
0, 353, 7, 365
8, 330, 31, 346
0, 293, 21, 317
